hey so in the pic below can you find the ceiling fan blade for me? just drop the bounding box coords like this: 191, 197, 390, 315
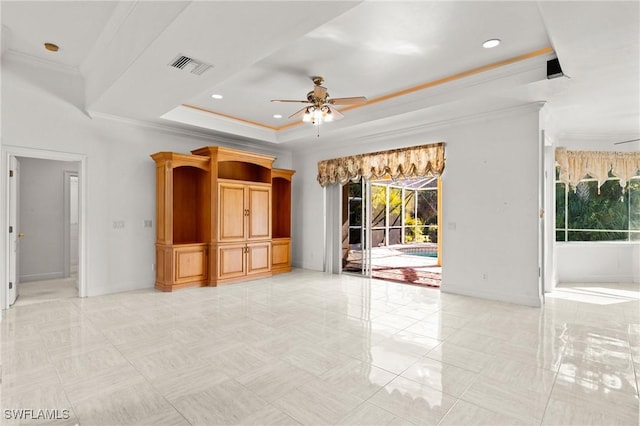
288, 107, 309, 120
271, 99, 310, 103
314, 85, 327, 99
327, 105, 344, 120
614, 138, 640, 145
328, 96, 367, 106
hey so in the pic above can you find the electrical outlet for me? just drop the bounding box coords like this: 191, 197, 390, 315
482, 273, 488, 280
144, 219, 152, 228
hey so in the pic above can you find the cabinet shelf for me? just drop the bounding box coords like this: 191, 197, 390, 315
218, 161, 271, 183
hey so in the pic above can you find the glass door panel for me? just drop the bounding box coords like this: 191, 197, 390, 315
342, 179, 372, 276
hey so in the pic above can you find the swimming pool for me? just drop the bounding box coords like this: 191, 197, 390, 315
407, 251, 437, 258
397, 246, 438, 258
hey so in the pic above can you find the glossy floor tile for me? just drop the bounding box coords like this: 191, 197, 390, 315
1, 271, 638, 425
13, 277, 78, 307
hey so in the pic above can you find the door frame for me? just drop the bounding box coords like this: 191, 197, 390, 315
1, 145, 88, 310
8, 156, 19, 305
63, 170, 79, 279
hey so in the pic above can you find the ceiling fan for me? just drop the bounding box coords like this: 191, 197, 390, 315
271, 76, 366, 125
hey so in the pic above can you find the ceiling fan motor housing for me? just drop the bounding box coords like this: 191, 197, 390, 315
307, 90, 329, 104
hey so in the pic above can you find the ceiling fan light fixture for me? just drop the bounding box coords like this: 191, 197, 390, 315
482, 39, 501, 49
322, 106, 333, 122
311, 107, 323, 125
272, 76, 366, 127
302, 107, 312, 123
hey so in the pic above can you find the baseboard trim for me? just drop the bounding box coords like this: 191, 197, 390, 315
441, 285, 542, 307
87, 280, 154, 297
19, 272, 65, 282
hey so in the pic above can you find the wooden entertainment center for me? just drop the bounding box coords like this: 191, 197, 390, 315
151, 146, 294, 291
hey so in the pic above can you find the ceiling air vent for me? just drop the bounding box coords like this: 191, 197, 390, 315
168, 54, 213, 76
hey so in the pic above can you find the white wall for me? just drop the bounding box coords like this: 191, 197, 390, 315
17, 157, 78, 281
1, 57, 292, 299
556, 243, 640, 283
292, 104, 543, 306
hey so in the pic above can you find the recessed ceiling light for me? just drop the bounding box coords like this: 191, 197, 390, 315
44, 42, 59, 52
482, 39, 501, 49
273, 114, 282, 119
211, 94, 223, 99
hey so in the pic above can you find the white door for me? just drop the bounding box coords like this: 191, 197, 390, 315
8, 156, 20, 305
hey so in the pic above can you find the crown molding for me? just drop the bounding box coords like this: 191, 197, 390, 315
289, 101, 546, 154
182, 47, 553, 144
89, 111, 285, 155
3, 49, 81, 75
557, 132, 640, 142
355, 101, 546, 142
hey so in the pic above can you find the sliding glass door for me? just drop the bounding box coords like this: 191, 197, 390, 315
340, 176, 441, 286
342, 179, 372, 277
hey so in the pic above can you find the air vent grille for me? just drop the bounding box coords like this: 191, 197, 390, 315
168, 54, 213, 76
170, 55, 192, 69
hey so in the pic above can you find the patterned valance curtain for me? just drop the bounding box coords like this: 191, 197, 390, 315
555, 148, 640, 191
317, 142, 445, 187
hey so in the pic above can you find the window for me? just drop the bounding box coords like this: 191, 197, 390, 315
555, 174, 640, 242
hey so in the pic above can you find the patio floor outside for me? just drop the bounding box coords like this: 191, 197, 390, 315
343, 243, 441, 287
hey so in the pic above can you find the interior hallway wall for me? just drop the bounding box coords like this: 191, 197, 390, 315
18, 157, 79, 282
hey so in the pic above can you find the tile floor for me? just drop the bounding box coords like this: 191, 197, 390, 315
13, 277, 78, 307
1, 270, 638, 425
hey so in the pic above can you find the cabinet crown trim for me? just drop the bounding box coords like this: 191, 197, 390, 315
191, 146, 275, 169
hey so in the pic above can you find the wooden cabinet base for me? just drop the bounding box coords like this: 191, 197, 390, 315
210, 270, 273, 287
155, 280, 207, 292
271, 238, 291, 274
155, 243, 208, 292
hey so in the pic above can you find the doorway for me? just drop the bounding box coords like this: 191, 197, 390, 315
341, 176, 442, 287
14, 158, 79, 306
2, 146, 87, 309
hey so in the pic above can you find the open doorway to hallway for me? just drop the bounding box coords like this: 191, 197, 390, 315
342, 177, 442, 287
12, 157, 80, 306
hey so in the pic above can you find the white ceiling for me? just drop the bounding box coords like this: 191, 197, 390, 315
2, 1, 638, 149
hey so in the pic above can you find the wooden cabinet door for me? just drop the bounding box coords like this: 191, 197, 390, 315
217, 244, 246, 279
219, 182, 246, 241
174, 245, 208, 283
247, 242, 271, 276
271, 238, 290, 270
247, 185, 271, 240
